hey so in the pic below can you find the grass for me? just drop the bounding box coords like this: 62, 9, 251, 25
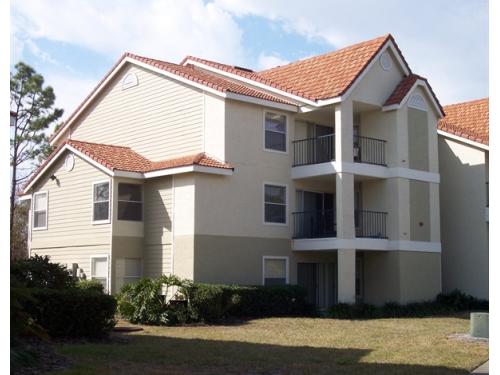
54, 313, 487, 375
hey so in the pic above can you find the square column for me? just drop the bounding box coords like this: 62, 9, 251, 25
337, 249, 356, 303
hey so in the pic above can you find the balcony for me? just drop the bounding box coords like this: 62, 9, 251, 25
292, 134, 386, 167
292, 209, 387, 239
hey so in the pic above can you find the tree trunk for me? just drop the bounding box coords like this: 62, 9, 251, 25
10, 161, 17, 260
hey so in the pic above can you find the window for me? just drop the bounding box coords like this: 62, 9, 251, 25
124, 258, 142, 284
33, 192, 48, 229
264, 112, 287, 152
263, 257, 288, 286
118, 183, 143, 221
93, 181, 110, 223
264, 184, 287, 224
91, 256, 109, 293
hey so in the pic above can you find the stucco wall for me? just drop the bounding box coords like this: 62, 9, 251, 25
439, 136, 488, 299
409, 180, 430, 241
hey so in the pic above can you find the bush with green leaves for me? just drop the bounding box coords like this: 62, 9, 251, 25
11, 255, 74, 289
329, 290, 488, 320
76, 279, 105, 293
118, 276, 310, 325
24, 288, 116, 338
117, 275, 189, 325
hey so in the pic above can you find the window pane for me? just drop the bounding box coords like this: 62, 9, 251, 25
118, 183, 142, 202
265, 185, 286, 204
265, 203, 286, 223
34, 193, 47, 210
125, 258, 141, 277
34, 211, 46, 228
93, 202, 109, 221
92, 258, 108, 277
94, 182, 109, 202
265, 113, 286, 133
118, 201, 143, 221
265, 131, 286, 151
264, 258, 286, 286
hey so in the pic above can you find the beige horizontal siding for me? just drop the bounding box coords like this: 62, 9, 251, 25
70, 64, 204, 161
31, 245, 110, 281
143, 244, 172, 278
31, 152, 111, 248
143, 176, 173, 278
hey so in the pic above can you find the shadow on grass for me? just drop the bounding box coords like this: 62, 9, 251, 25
57, 333, 472, 375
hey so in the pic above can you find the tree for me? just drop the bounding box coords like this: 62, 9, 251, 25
10, 62, 63, 258
11, 201, 29, 260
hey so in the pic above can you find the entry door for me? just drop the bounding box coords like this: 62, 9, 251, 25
297, 263, 317, 307
315, 125, 334, 163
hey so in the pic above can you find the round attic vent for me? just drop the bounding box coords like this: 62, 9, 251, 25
122, 72, 138, 90
64, 154, 75, 172
379, 52, 392, 71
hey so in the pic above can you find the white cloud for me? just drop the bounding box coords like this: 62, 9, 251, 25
257, 53, 289, 70
11, 0, 245, 64
214, 0, 489, 104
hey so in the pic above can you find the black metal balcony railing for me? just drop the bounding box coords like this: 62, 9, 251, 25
293, 209, 336, 239
353, 135, 386, 166
293, 134, 335, 167
355, 210, 388, 239
292, 209, 387, 239
292, 134, 386, 167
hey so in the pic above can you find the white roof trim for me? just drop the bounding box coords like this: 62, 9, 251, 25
382, 79, 443, 117
23, 143, 233, 194
50, 57, 298, 146
226, 92, 298, 112
437, 129, 489, 150
23, 144, 115, 193
341, 40, 410, 102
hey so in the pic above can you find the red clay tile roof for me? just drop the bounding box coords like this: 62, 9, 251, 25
23, 140, 232, 192
257, 34, 402, 101
383, 74, 444, 115
438, 98, 489, 145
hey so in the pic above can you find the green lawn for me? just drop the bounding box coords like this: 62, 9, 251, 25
54, 314, 487, 375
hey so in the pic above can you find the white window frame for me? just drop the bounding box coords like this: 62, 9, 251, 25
32, 191, 48, 230
262, 256, 289, 286
92, 180, 111, 224
90, 255, 110, 294
263, 182, 288, 226
117, 182, 144, 222
263, 110, 288, 154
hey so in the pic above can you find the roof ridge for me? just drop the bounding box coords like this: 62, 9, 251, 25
258, 34, 392, 74
443, 97, 489, 108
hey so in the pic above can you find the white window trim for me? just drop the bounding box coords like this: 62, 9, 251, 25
263, 182, 288, 226
90, 254, 110, 294
117, 182, 144, 222
263, 110, 289, 154
32, 191, 48, 231
262, 256, 289, 286
92, 180, 111, 224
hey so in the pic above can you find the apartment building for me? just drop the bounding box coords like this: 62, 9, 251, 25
19, 34, 444, 308
438, 98, 489, 300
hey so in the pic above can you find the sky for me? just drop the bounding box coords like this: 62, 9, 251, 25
10, 0, 489, 121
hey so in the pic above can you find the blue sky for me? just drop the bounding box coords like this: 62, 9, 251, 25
11, 0, 488, 121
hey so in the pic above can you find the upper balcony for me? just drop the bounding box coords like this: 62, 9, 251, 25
292, 134, 386, 168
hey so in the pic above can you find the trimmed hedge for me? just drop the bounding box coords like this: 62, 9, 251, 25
24, 288, 116, 338
76, 279, 105, 293
329, 290, 488, 320
11, 255, 75, 289
117, 276, 310, 325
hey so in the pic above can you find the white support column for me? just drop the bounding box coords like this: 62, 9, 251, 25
335, 101, 356, 304
337, 249, 356, 303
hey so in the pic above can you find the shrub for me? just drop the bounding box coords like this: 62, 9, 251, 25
24, 288, 116, 338
76, 279, 105, 293
11, 255, 74, 289
116, 275, 187, 325
328, 290, 488, 320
